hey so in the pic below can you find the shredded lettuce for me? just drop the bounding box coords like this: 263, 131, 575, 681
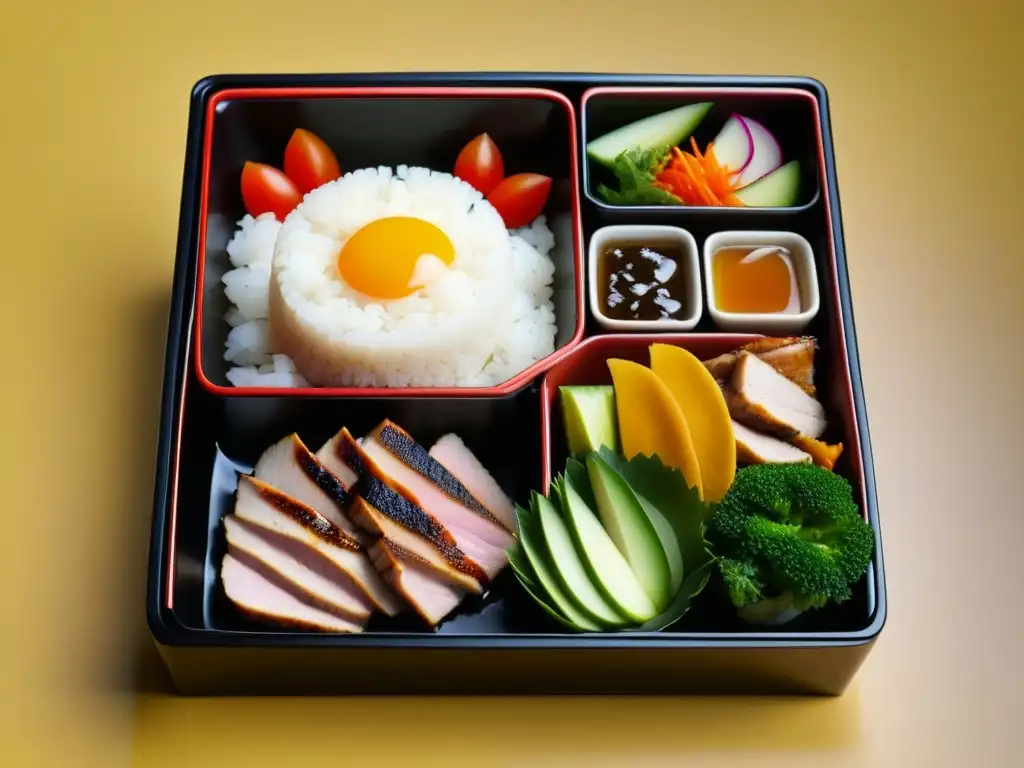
596, 147, 683, 206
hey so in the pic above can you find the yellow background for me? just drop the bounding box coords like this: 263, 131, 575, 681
1, 0, 1021, 765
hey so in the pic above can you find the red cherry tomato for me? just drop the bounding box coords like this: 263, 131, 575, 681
486, 173, 552, 228
454, 133, 504, 195
284, 128, 341, 193
240, 162, 303, 220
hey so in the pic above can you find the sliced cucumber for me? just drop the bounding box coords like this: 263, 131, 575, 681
560, 385, 619, 454
560, 469, 658, 623
564, 458, 597, 512
734, 160, 801, 207
634, 492, 684, 598
535, 491, 629, 627
506, 540, 540, 591
585, 454, 672, 611
516, 503, 601, 631
587, 103, 713, 168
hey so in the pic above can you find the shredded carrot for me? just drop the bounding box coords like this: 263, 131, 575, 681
655, 138, 746, 206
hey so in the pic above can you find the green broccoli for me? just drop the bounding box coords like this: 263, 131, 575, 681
707, 462, 874, 625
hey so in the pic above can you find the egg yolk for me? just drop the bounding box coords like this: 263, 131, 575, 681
337, 216, 455, 300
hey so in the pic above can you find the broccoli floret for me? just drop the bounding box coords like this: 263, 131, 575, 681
718, 557, 765, 606
708, 463, 874, 623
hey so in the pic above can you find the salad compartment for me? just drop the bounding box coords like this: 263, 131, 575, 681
582, 87, 822, 215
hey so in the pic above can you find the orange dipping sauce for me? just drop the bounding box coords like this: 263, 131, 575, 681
711, 245, 800, 314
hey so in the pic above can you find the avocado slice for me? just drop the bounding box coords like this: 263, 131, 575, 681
634, 494, 684, 598
505, 539, 541, 591
585, 454, 673, 611
515, 501, 601, 631
560, 385, 619, 455
559, 470, 658, 622
586, 103, 713, 169
536, 491, 630, 627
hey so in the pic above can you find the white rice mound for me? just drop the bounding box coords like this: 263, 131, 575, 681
219, 165, 557, 388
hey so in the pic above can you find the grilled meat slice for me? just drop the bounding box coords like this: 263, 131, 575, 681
733, 420, 813, 465
355, 427, 511, 579
428, 433, 516, 532
347, 497, 487, 595
367, 538, 466, 627
220, 552, 364, 633
704, 336, 817, 396
727, 352, 827, 439
338, 429, 488, 593
232, 475, 403, 616
224, 515, 373, 622
364, 420, 512, 541
253, 433, 364, 542
313, 431, 360, 491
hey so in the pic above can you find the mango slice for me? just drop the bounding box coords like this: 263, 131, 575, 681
607, 358, 703, 496
649, 344, 737, 503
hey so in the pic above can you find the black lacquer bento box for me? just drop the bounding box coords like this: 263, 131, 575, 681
147, 72, 887, 696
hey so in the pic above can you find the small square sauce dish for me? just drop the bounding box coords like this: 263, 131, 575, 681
588, 224, 702, 331
704, 230, 820, 334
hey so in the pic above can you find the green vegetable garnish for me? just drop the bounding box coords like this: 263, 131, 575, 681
707, 462, 875, 625
596, 147, 683, 206
508, 450, 715, 632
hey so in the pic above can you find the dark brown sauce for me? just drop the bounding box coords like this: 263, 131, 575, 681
598, 243, 689, 321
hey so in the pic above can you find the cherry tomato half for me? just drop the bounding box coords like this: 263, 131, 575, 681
284, 129, 342, 193
486, 173, 552, 229
454, 133, 504, 195
240, 162, 303, 220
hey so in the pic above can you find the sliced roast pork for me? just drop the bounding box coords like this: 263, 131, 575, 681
704, 337, 817, 396
221, 552, 364, 633
336, 429, 488, 594
253, 433, 364, 542
363, 421, 512, 544
355, 423, 512, 580
727, 352, 827, 439
314, 430, 360, 491
232, 475, 403, 616
367, 538, 465, 626
223, 515, 373, 623
733, 420, 812, 465
428, 433, 517, 532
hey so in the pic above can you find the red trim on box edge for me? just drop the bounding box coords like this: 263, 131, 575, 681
192, 86, 585, 399
165, 299, 195, 610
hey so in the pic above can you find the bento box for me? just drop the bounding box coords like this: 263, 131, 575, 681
147, 72, 886, 696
